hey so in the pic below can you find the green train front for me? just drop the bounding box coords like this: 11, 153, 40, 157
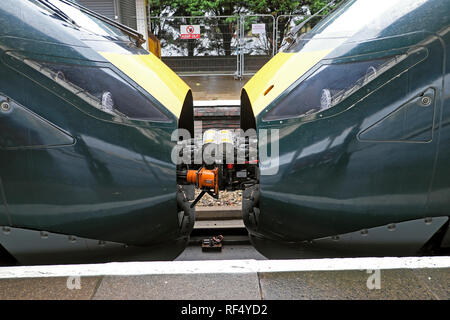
241, 0, 450, 258
0, 0, 195, 264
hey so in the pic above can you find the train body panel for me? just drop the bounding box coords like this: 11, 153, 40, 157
242, 0, 450, 257
428, 26, 450, 215
0, 0, 194, 263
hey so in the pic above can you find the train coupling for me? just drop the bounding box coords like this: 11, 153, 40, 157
176, 129, 259, 208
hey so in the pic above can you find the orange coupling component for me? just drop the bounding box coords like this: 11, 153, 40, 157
186, 167, 219, 194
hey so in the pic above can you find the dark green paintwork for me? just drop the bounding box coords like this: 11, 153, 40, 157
0, 97, 75, 149
247, 0, 450, 252
0, 0, 191, 261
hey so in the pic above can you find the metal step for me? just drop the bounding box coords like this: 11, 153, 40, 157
195, 206, 242, 221
190, 219, 249, 246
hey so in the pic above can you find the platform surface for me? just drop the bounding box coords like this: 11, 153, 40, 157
182, 75, 250, 101
0, 257, 448, 300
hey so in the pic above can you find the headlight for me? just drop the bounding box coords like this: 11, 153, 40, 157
101, 91, 114, 112
24, 60, 169, 121
263, 55, 406, 121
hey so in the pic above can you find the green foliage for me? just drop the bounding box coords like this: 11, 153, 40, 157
246, 0, 302, 15
147, 0, 336, 56
148, 0, 334, 17
148, 0, 202, 16
305, 0, 328, 14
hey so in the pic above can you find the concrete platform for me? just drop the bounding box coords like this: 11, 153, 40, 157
182, 75, 251, 101
0, 257, 448, 300
176, 244, 266, 261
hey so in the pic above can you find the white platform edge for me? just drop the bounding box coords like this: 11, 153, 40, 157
0, 256, 449, 279
194, 100, 240, 107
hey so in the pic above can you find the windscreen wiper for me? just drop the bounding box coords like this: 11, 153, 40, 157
37, 0, 79, 27
59, 0, 146, 47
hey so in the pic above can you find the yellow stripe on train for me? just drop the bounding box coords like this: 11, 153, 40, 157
100, 52, 190, 118
243, 49, 332, 117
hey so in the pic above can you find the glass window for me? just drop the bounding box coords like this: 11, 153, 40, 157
285, 0, 428, 51
35, 0, 132, 42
